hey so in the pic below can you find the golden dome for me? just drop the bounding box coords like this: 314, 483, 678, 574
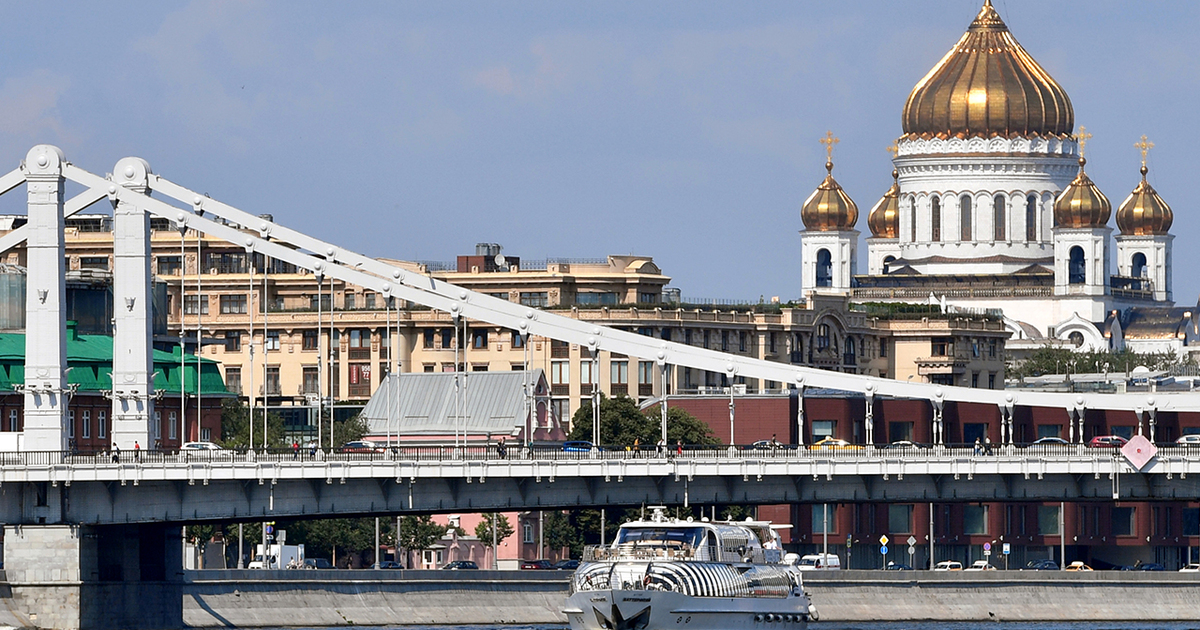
1053, 157, 1111, 228
902, 0, 1073, 140
1117, 165, 1173, 235
801, 160, 859, 232
867, 170, 900, 238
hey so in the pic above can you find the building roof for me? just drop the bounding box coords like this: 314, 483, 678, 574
360, 370, 548, 436
1120, 307, 1195, 340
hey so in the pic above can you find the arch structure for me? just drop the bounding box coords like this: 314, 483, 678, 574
3, 145, 1200, 453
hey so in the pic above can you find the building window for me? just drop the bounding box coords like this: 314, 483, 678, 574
931, 337, 953, 356
423, 329, 435, 349
1068, 246, 1086, 284
225, 367, 241, 394
8, 409, 16, 431
1037, 424, 1062, 439
487, 292, 509, 301
551, 399, 569, 424
580, 361, 595, 387
80, 256, 109, 270
817, 325, 831, 350
266, 331, 280, 351
988, 373, 996, 389
685, 329, 693, 346
224, 331, 241, 352
639, 292, 658, 304
157, 255, 182, 276
183, 295, 209, 315
889, 504, 914, 534
1184, 508, 1200, 537
1131, 252, 1148, 278
1037, 505, 1060, 535
266, 366, 281, 396
365, 293, 376, 310
154, 411, 163, 440
811, 420, 834, 441
931, 196, 941, 242
611, 361, 629, 391
68, 409, 75, 438
201, 427, 211, 442
348, 363, 370, 397
309, 294, 331, 311
909, 197, 917, 243
739, 332, 747, 352
303, 367, 319, 394
169, 409, 178, 440
1113, 507, 1135, 536
960, 194, 972, 241
703, 331, 710, 349
993, 194, 1006, 240
889, 421, 913, 442
303, 329, 319, 351
344, 293, 356, 310
98, 410, 106, 439
520, 292, 549, 307
551, 361, 569, 396
441, 328, 454, 350
577, 292, 617, 305
637, 361, 654, 396
511, 331, 525, 348
815, 249, 833, 287
812, 506, 834, 534
879, 338, 888, 358
1025, 194, 1038, 241
220, 294, 248, 314
82, 410, 91, 439
472, 328, 488, 349
721, 331, 729, 352
769, 332, 776, 353
963, 505, 988, 534
661, 328, 672, 342
523, 522, 534, 544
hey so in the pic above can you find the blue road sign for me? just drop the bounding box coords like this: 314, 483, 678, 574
880, 545, 888, 555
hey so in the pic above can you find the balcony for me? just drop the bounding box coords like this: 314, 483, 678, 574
638, 384, 653, 397
348, 348, 371, 361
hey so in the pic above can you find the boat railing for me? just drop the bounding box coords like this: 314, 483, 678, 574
583, 544, 770, 564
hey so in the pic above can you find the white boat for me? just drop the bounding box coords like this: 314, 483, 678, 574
563, 508, 818, 630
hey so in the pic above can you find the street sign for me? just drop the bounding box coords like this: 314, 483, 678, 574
266, 525, 274, 535
908, 546, 916, 556
984, 549, 991, 556
907, 536, 917, 546
879, 535, 889, 546
983, 542, 991, 551
1003, 543, 1011, 555
880, 545, 889, 555
846, 534, 852, 549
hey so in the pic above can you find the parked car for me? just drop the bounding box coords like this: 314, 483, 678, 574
933, 561, 963, 571
1121, 562, 1166, 571
1022, 559, 1059, 571
562, 441, 599, 453
181, 441, 223, 451
338, 440, 384, 454
1028, 437, 1069, 448
965, 560, 996, 571
881, 440, 930, 451
442, 560, 479, 570
810, 437, 862, 450
884, 561, 913, 571
553, 559, 580, 570
748, 440, 792, 451
1088, 435, 1128, 448
1064, 561, 1093, 571
1177, 435, 1200, 446
302, 558, 334, 570
1179, 563, 1200, 572
520, 559, 553, 570
377, 561, 403, 569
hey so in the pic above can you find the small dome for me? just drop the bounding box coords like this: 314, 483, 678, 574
902, 0, 1073, 140
1053, 157, 1111, 228
1117, 165, 1173, 235
802, 160, 858, 232
867, 170, 900, 238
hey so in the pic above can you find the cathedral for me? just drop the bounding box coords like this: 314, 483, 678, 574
799, 1, 1196, 359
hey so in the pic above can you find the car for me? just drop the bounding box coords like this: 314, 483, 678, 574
933, 561, 963, 571
377, 561, 403, 569
1088, 435, 1128, 448
1064, 561, 1093, 571
884, 561, 913, 571
302, 558, 334, 570
1028, 437, 1069, 448
1179, 563, 1200, 572
881, 440, 931, 450
442, 560, 479, 570
520, 559, 553, 570
1127, 562, 1166, 571
338, 440, 384, 454
1177, 435, 1200, 446
562, 441, 599, 453
748, 440, 792, 451
181, 441, 223, 451
1022, 559, 1059, 571
553, 559, 580, 571
811, 437, 862, 450
965, 560, 996, 571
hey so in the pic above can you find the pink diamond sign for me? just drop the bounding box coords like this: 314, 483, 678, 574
1121, 435, 1157, 471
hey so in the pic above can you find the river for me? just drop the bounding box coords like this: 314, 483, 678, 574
265, 624, 1199, 630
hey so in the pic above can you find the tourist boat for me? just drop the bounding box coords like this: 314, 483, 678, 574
563, 508, 818, 630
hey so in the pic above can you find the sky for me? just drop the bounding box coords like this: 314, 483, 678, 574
0, 1, 1197, 304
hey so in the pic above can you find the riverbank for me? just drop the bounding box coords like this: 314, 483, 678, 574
181, 569, 1200, 627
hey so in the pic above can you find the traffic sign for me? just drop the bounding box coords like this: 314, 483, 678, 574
983, 542, 991, 551
880, 545, 889, 555
846, 534, 852, 549
908, 546, 915, 556
984, 549, 992, 556
879, 535, 889, 546
907, 536, 917, 546
266, 525, 274, 535
1003, 543, 1011, 555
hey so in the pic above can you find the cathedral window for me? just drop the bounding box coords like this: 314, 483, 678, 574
816, 249, 833, 287
960, 194, 972, 241
931, 197, 941, 242
993, 194, 1006, 241
909, 197, 917, 243
1131, 252, 1147, 278
1068, 246, 1086, 284
1025, 195, 1038, 241
883, 255, 896, 274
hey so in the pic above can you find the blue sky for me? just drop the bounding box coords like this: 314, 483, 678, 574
2, 1, 1197, 304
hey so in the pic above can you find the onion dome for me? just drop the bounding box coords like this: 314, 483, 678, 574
1117, 165, 1173, 235
901, 0, 1073, 140
867, 170, 900, 238
1053, 157, 1111, 228
802, 159, 858, 232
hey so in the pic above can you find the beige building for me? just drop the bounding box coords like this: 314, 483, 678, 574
0, 221, 1007, 437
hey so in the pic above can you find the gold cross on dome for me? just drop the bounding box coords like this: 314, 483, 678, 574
1135, 134, 1155, 167
886, 143, 898, 158
819, 131, 839, 162
1075, 126, 1092, 158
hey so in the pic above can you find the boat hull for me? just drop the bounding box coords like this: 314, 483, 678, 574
563, 588, 815, 630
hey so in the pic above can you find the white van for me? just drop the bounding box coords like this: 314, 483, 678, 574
796, 553, 841, 570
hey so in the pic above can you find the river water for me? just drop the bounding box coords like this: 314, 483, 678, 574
267, 624, 1200, 630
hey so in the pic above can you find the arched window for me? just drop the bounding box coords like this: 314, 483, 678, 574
844, 337, 855, 364
1068, 331, 1084, 347
993, 194, 1006, 241
817, 324, 830, 349
883, 255, 896, 274
1025, 194, 1038, 241
931, 197, 941, 242
1131, 252, 1147, 278
1068, 246, 1086, 284
816, 249, 833, 287
909, 197, 917, 243
960, 194, 972, 241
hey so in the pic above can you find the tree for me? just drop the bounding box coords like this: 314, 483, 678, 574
568, 394, 718, 447
543, 510, 583, 558
219, 399, 288, 449
285, 517, 385, 567
1007, 346, 1192, 380
474, 513, 515, 545
396, 515, 448, 568
332, 412, 371, 447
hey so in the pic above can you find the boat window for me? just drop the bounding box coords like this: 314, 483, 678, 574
616, 527, 705, 548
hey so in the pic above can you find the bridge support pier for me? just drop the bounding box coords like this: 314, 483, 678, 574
3, 524, 183, 630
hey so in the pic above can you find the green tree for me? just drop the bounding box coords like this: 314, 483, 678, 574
568, 395, 718, 447
1007, 346, 1192, 380
543, 510, 583, 558
219, 399, 287, 449
396, 515, 448, 568
285, 517, 385, 566
332, 412, 371, 447
474, 513, 515, 545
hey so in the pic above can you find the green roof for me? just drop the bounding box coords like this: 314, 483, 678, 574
0, 332, 230, 396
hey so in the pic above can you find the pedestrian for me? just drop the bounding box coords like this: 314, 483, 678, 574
656, 437, 666, 457
676, 440, 683, 457
497, 436, 507, 459
984, 435, 993, 456
292, 441, 300, 460
633, 437, 640, 456
973, 437, 981, 456
770, 433, 782, 449
111, 444, 120, 464
134, 441, 141, 462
